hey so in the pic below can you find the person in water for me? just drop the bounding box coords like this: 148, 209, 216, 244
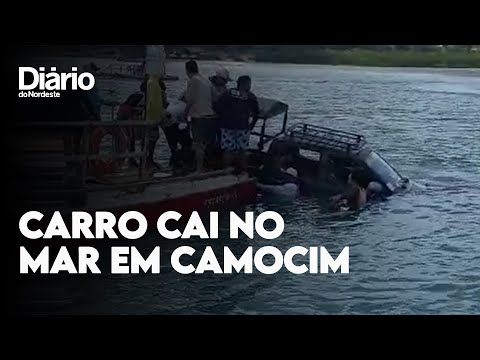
258, 139, 301, 186
317, 152, 337, 183
330, 168, 369, 211
215, 75, 259, 173
366, 181, 384, 201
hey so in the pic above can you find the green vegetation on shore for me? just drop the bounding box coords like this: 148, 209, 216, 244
29, 45, 480, 68
252, 47, 480, 68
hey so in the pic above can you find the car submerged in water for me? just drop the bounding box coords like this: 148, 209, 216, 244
107, 91, 409, 202
248, 98, 411, 198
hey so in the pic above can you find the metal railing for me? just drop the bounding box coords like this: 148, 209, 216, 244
286, 123, 367, 154
251, 109, 289, 151
15, 119, 152, 188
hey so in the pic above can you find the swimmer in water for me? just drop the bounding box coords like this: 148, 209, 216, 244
330, 168, 368, 211
258, 139, 300, 186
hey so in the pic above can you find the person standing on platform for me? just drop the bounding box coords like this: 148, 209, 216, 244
210, 67, 233, 102
215, 75, 259, 173
184, 60, 216, 173
143, 45, 168, 170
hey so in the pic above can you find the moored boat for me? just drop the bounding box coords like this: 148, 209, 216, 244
97, 48, 179, 82
96, 62, 179, 81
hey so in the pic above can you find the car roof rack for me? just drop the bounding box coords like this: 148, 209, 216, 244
286, 123, 367, 154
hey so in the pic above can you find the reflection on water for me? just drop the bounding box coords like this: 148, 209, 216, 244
18, 60, 480, 314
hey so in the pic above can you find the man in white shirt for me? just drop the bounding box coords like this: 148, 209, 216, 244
184, 60, 216, 173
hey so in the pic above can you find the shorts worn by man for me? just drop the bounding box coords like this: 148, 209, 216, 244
184, 60, 216, 172
215, 75, 259, 172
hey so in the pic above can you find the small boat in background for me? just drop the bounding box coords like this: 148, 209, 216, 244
97, 62, 179, 81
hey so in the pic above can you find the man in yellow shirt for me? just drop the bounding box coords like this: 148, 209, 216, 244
145, 74, 167, 169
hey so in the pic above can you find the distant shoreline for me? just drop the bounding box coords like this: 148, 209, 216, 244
169, 48, 480, 69
35, 47, 480, 69
249, 49, 480, 69
168, 58, 480, 70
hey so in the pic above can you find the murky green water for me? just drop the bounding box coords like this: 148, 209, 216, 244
19, 60, 480, 314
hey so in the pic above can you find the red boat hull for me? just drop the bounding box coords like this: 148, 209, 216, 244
109, 178, 257, 223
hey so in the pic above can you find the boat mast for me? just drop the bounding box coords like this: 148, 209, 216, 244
145, 45, 166, 78
140, 45, 167, 176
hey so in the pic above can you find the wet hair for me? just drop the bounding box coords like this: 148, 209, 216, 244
237, 75, 251, 89
350, 168, 370, 188
186, 60, 199, 74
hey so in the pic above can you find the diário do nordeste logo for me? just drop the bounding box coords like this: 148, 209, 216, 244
18, 67, 95, 98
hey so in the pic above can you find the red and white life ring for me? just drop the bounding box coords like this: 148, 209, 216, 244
89, 126, 128, 176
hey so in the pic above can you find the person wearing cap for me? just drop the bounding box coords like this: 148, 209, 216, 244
209, 67, 233, 150
210, 67, 233, 103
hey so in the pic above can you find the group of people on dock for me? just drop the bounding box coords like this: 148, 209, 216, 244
131, 60, 259, 174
